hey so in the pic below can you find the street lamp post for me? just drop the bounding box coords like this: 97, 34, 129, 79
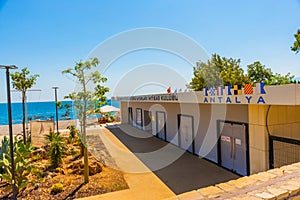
0, 65, 18, 200
52, 86, 59, 132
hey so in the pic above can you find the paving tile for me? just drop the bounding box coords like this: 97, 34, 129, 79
228, 194, 263, 200
198, 186, 225, 198
266, 168, 284, 177
266, 187, 289, 200
255, 192, 276, 200
216, 182, 237, 193
280, 182, 300, 196
177, 190, 204, 200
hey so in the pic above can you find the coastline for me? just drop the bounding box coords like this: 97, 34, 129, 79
0, 120, 76, 136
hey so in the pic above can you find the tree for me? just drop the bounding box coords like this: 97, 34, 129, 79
267, 72, 294, 85
218, 56, 250, 86
10, 68, 39, 143
247, 61, 294, 85
291, 29, 300, 54
247, 61, 273, 84
62, 57, 109, 183
189, 54, 250, 91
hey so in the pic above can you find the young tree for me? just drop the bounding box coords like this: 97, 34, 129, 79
62, 57, 109, 183
291, 29, 300, 54
10, 68, 39, 143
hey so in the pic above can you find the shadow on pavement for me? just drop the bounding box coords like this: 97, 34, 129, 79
107, 125, 239, 195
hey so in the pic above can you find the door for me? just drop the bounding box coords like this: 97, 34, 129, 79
220, 121, 248, 176
156, 111, 166, 141
232, 124, 247, 175
220, 122, 233, 171
136, 108, 143, 129
178, 115, 194, 153
143, 110, 152, 132
128, 107, 133, 125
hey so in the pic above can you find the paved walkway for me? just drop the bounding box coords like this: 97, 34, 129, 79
106, 124, 239, 195
80, 126, 175, 200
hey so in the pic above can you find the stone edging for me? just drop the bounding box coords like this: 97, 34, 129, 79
167, 162, 300, 200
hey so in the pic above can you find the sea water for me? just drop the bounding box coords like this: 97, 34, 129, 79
0, 100, 120, 125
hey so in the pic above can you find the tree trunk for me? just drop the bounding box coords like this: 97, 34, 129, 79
82, 77, 89, 183
82, 102, 89, 183
22, 91, 26, 144
83, 146, 89, 183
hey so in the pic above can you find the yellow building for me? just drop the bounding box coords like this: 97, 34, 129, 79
118, 84, 300, 176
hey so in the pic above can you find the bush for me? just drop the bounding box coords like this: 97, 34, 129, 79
0, 136, 9, 174
50, 183, 63, 194
66, 125, 84, 157
70, 148, 78, 156
45, 132, 65, 168
0, 137, 38, 193
66, 125, 78, 143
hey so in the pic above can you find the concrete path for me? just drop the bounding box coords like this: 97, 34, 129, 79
107, 124, 239, 195
80, 126, 175, 200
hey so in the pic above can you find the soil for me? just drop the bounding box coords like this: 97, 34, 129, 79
0, 130, 129, 200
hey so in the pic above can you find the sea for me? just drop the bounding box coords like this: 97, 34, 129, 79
0, 99, 120, 125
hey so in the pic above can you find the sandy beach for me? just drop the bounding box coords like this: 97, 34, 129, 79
0, 120, 76, 136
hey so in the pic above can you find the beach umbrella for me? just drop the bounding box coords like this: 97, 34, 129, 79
99, 105, 120, 113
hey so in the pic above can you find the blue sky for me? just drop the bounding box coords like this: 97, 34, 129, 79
0, 0, 299, 102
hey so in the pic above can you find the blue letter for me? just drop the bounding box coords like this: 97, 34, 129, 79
245, 96, 252, 103
235, 97, 241, 103
204, 97, 208, 103
259, 82, 266, 94
226, 97, 232, 103
226, 86, 232, 95
257, 96, 265, 104
204, 88, 208, 96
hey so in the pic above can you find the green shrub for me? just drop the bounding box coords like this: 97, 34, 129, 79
0, 136, 9, 174
0, 137, 37, 193
70, 148, 78, 156
109, 115, 116, 122
50, 183, 63, 194
66, 125, 78, 144
45, 132, 65, 168
67, 125, 77, 139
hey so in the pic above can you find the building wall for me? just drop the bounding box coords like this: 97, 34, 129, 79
248, 105, 300, 174
120, 101, 249, 164
198, 104, 248, 162
268, 105, 300, 140
248, 105, 269, 174
119, 84, 300, 175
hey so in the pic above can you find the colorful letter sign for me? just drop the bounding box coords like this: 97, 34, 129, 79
203, 83, 266, 104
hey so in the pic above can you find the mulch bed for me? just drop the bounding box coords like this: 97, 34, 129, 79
0, 133, 128, 200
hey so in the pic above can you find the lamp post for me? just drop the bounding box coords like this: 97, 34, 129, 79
52, 86, 59, 132
0, 65, 18, 200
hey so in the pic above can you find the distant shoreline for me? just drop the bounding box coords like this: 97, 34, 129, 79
0, 120, 76, 136
0, 100, 73, 104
